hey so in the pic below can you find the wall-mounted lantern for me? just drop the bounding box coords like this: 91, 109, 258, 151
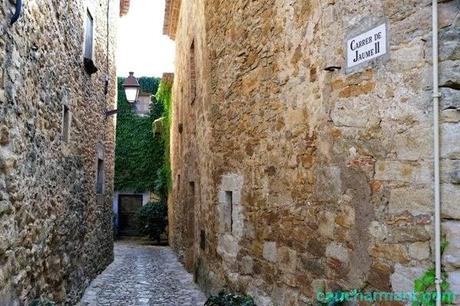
106, 71, 141, 118
123, 72, 140, 104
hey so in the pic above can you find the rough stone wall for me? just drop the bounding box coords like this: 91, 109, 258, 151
169, 0, 460, 305
0, 0, 118, 304
168, 0, 215, 277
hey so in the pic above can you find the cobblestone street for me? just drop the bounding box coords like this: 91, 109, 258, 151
78, 241, 206, 306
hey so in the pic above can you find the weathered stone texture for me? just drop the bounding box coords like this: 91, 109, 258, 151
167, 0, 460, 304
0, 0, 119, 304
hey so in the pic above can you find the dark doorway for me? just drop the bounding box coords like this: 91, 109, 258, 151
118, 194, 143, 236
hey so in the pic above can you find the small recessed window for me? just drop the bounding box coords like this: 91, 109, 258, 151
96, 158, 104, 194
84, 9, 94, 60
189, 181, 195, 198
190, 40, 196, 104
83, 9, 98, 74
200, 230, 206, 250
225, 191, 233, 233
62, 105, 71, 142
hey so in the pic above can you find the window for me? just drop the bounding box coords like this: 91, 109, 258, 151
96, 158, 104, 194
200, 230, 206, 250
225, 191, 233, 233
189, 181, 195, 199
190, 40, 196, 103
62, 105, 71, 142
84, 9, 94, 60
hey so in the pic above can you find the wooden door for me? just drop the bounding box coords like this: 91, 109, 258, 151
118, 195, 143, 236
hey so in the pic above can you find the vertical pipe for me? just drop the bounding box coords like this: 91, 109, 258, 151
432, 0, 442, 305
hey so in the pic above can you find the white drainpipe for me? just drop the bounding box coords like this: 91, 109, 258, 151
432, 0, 442, 305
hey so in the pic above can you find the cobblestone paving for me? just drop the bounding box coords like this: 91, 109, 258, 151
78, 241, 206, 306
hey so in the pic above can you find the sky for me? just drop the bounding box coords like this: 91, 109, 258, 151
117, 0, 175, 77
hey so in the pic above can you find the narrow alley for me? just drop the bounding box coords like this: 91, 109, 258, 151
78, 242, 206, 306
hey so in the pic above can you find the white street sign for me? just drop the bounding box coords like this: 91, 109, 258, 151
346, 23, 387, 69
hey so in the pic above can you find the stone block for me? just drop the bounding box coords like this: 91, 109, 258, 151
440, 60, 460, 89
441, 124, 460, 159
375, 161, 431, 184
408, 242, 430, 261
0, 89, 5, 103
390, 264, 425, 293
331, 97, 379, 128
306, 238, 326, 258
0, 200, 12, 216
367, 262, 393, 291
370, 244, 410, 263
441, 184, 460, 220
0, 149, 16, 173
441, 160, 460, 184
315, 167, 342, 201
217, 234, 238, 259
438, 1, 460, 29
439, 27, 460, 62
368, 221, 389, 241
317, 211, 336, 239
277, 246, 297, 272
271, 286, 299, 306
389, 187, 432, 216
387, 224, 432, 244
441, 88, 460, 110
263, 241, 277, 263
0, 125, 9, 145
451, 170, 460, 185
300, 256, 324, 277
335, 205, 354, 229
443, 221, 460, 269
442, 109, 460, 123
247, 283, 273, 306
325, 242, 349, 265
240, 256, 254, 275
388, 5, 431, 45
447, 271, 460, 297
0, 284, 20, 306
390, 43, 425, 70
394, 126, 433, 160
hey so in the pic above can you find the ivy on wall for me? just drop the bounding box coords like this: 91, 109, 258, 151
154, 78, 173, 199
114, 77, 163, 192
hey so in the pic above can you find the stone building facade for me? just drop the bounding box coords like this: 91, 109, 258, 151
0, 0, 128, 304
164, 0, 460, 304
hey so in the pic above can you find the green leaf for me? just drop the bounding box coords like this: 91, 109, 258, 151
422, 271, 436, 287
414, 279, 425, 292
441, 280, 450, 291
442, 291, 455, 304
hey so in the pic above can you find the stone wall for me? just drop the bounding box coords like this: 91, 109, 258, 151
0, 0, 119, 304
168, 0, 460, 305
167, 0, 213, 275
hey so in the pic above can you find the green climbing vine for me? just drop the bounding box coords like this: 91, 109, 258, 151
154, 78, 173, 200
412, 239, 455, 305
114, 77, 163, 192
